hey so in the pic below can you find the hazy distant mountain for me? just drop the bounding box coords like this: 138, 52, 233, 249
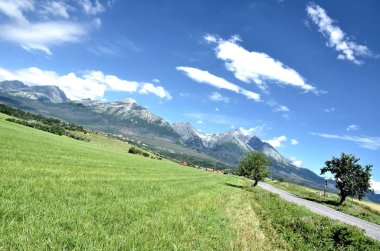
0, 80, 69, 103
172, 122, 327, 188
172, 122, 205, 150
0, 81, 328, 190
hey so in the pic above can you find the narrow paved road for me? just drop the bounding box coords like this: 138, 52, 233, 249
258, 182, 380, 241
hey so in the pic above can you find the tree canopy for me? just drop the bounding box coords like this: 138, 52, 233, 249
321, 153, 374, 205
238, 151, 271, 187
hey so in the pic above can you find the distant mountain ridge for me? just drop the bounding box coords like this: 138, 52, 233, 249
0, 80, 69, 103
0, 80, 334, 191
173, 122, 290, 164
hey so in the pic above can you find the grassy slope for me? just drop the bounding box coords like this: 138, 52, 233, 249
1, 113, 379, 250
269, 180, 380, 225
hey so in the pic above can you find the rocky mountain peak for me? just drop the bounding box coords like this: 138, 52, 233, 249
0, 80, 28, 90
0, 80, 69, 103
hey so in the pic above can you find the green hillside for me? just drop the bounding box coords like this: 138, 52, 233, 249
0, 113, 379, 250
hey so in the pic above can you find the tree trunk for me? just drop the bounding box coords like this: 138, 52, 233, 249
253, 180, 258, 187
339, 195, 347, 205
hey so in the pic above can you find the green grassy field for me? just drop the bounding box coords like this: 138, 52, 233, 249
1, 113, 379, 250
269, 180, 380, 225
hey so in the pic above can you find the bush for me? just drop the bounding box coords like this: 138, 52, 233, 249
128, 146, 143, 155
142, 152, 149, 157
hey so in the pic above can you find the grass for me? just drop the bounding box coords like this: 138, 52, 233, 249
1, 112, 379, 250
269, 180, 380, 225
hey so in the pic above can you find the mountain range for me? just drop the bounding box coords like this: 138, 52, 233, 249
0, 80, 343, 191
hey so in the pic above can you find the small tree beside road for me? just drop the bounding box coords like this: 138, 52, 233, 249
238, 152, 271, 187
321, 153, 374, 205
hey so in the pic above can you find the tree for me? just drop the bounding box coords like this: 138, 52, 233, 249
321, 153, 374, 205
238, 152, 271, 187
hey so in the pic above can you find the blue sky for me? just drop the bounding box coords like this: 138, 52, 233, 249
0, 0, 379, 192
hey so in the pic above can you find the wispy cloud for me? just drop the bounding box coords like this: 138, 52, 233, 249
275, 105, 290, 112
239, 125, 267, 137
0, 66, 171, 101
0, 0, 108, 55
291, 139, 299, 145
41, 1, 70, 19
306, 2, 376, 64
185, 112, 248, 126
346, 124, 359, 132
324, 107, 335, 113
1, 21, 88, 55
204, 35, 318, 93
312, 132, 380, 150
78, 0, 105, 15
209, 92, 230, 103
176, 66, 260, 101
264, 135, 287, 148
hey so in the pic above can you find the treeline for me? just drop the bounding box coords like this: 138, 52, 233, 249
1, 104, 89, 142
0, 104, 84, 131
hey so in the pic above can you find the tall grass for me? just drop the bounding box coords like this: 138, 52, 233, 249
1, 114, 379, 250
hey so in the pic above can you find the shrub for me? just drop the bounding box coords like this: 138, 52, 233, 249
128, 146, 142, 155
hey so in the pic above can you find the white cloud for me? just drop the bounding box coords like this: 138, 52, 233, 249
274, 105, 290, 112
0, 66, 171, 101
324, 107, 335, 112
139, 83, 172, 100
239, 125, 266, 137
196, 120, 203, 124
306, 3, 375, 64
0, 0, 33, 24
79, 0, 105, 15
264, 135, 287, 148
215, 107, 219, 112
185, 112, 247, 126
292, 160, 303, 168
289, 157, 303, 168
177, 66, 239, 92
267, 100, 290, 113
346, 124, 359, 131
240, 89, 261, 101
0, 21, 87, 55
312, 132, 380, 150
204, 35, 318, 93
0, 0, 106, 55
209, 92, 229, 103
291, 139, 298, 145
41, 1, 70, 19
176, 66, 260, 101
370, 179, 380, 194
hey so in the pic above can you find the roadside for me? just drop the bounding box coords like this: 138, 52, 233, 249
258, 182, 380, 241
269, 180, 380, 225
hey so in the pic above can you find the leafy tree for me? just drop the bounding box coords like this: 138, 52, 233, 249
321, 153, 374, 205
238, 152, 271, 187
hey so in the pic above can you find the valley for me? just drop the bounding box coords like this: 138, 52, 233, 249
0, 81, 330, 191
1, 112, 379, 249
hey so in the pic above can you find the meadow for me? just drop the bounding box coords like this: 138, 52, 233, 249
1, 112, 379, 250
